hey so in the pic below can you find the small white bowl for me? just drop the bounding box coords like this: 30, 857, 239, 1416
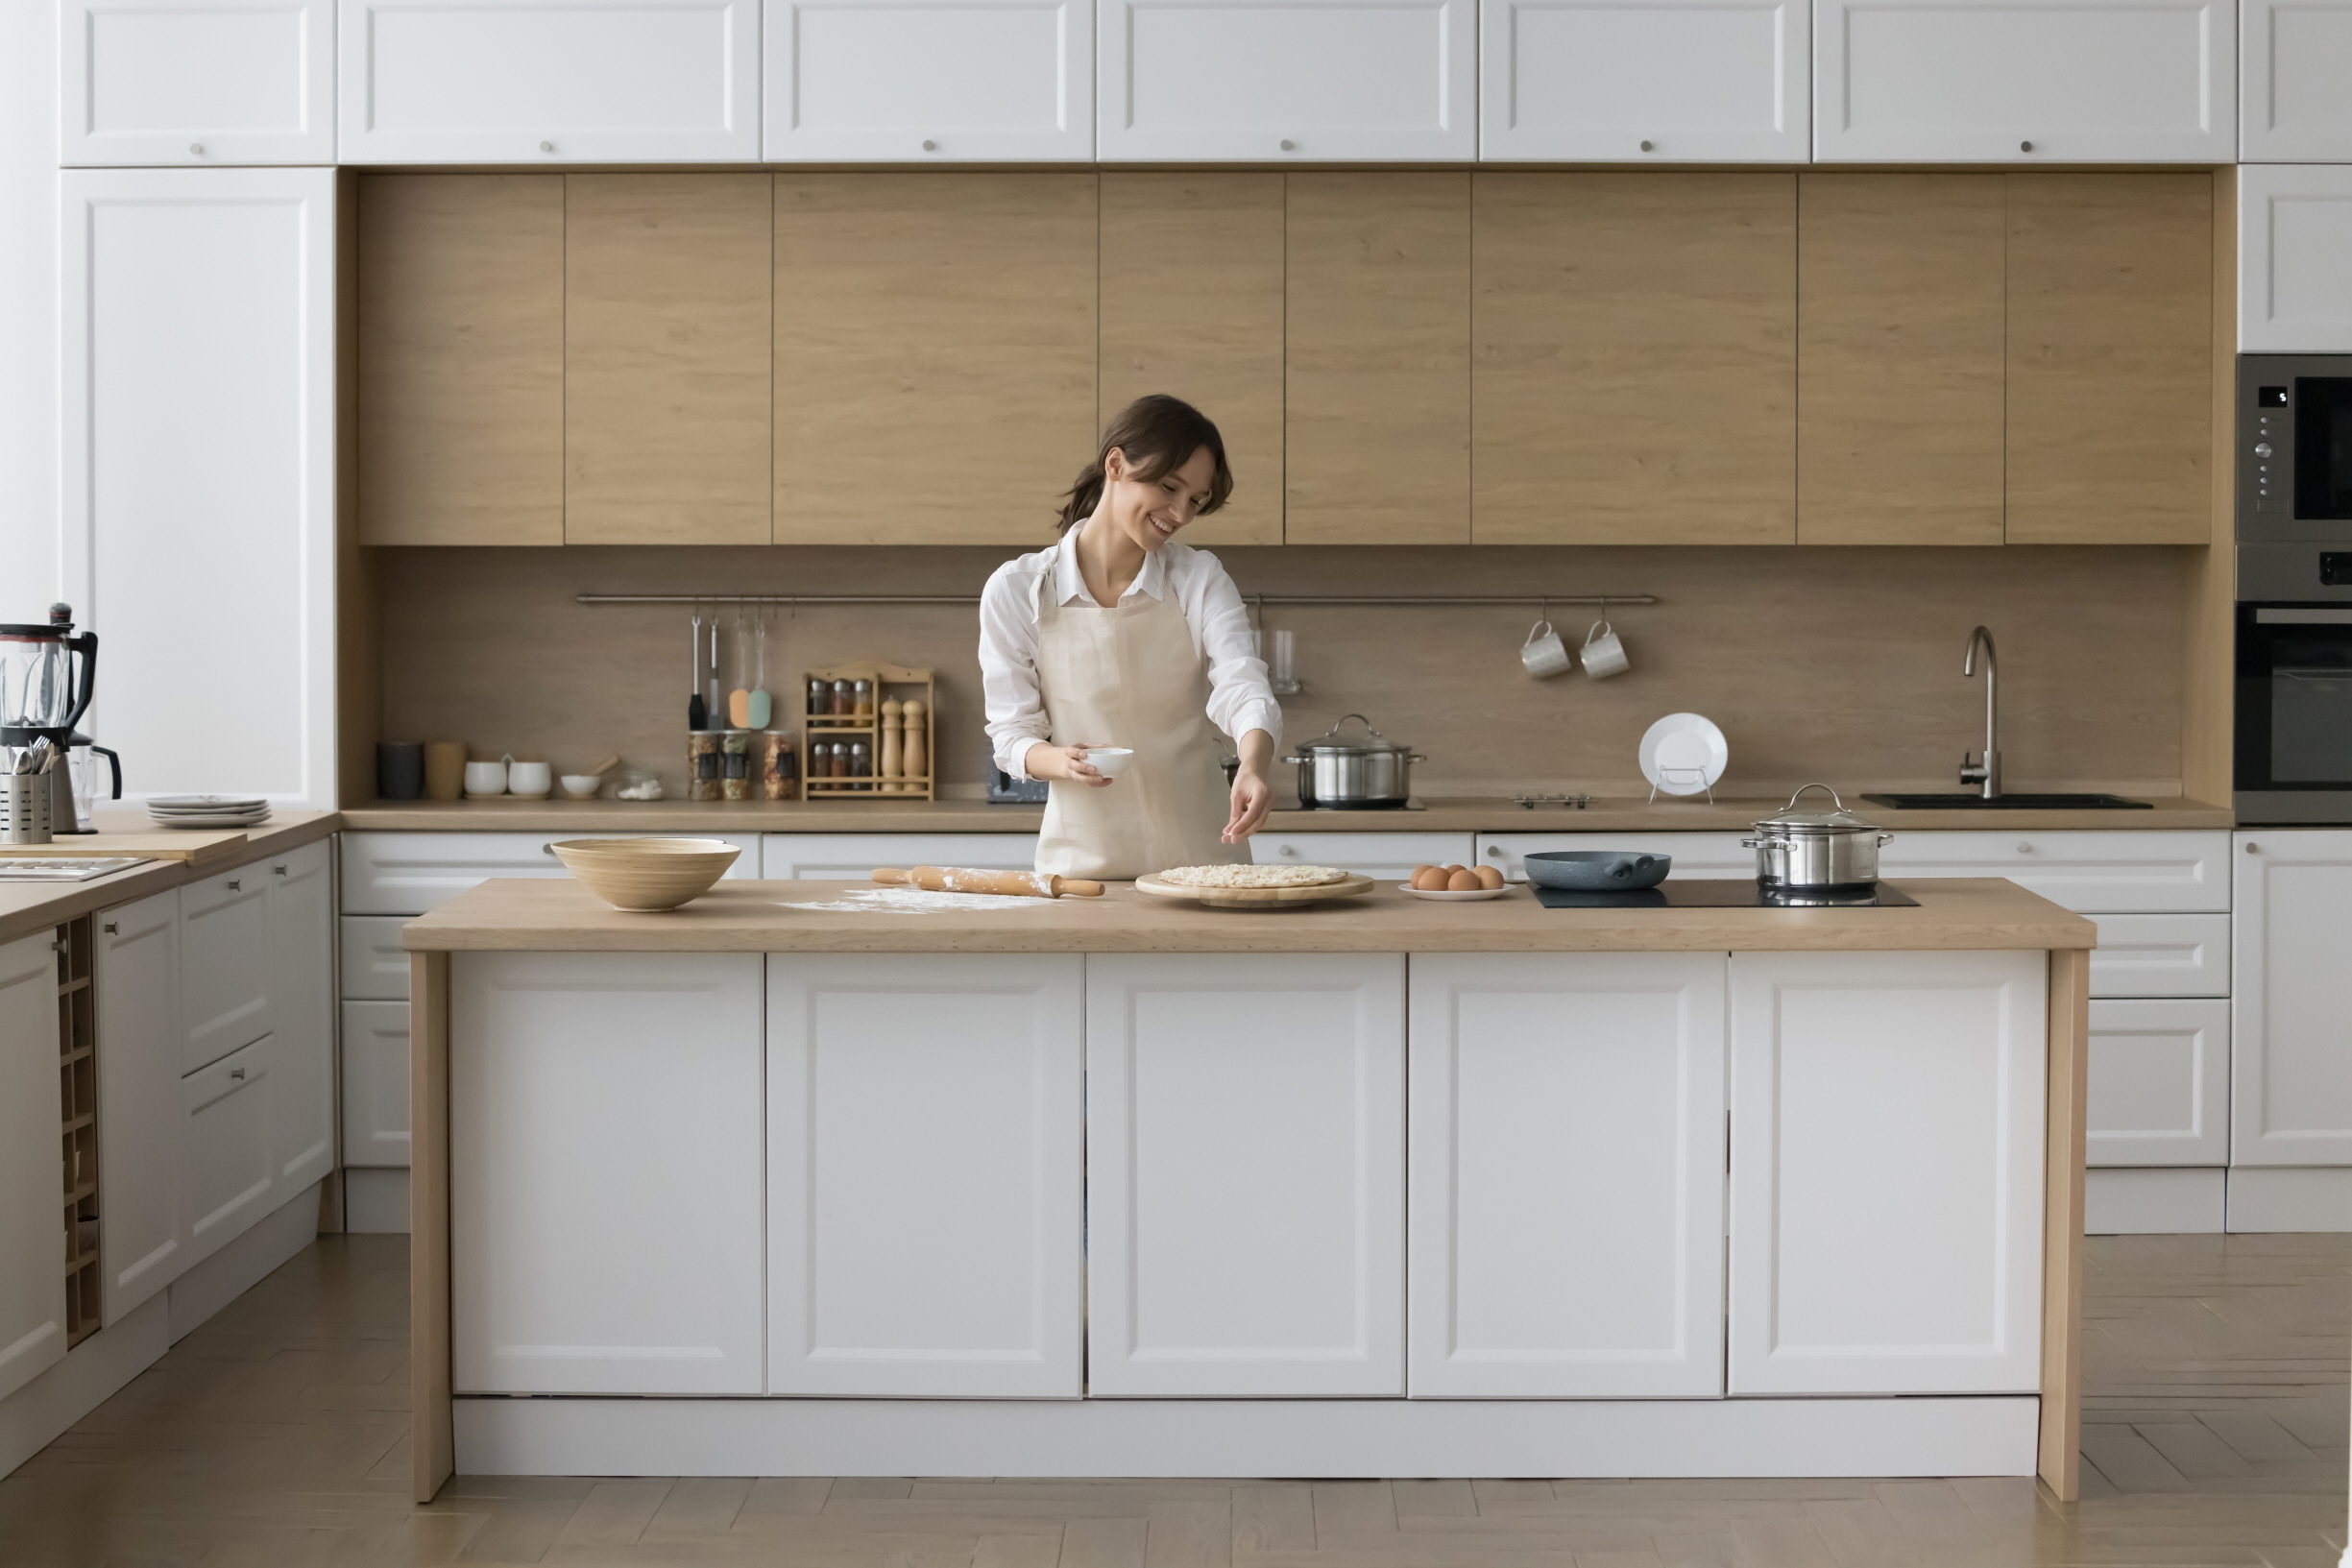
1397, 883, 1513, 902
1084, 747, 1135, 777
560, 775, 602, 800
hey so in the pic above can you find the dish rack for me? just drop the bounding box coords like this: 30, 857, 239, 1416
802, 663, 935, 801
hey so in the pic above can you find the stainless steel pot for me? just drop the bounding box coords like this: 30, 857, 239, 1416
1284, 713, 1424, 809
1741, 783, 1894, 892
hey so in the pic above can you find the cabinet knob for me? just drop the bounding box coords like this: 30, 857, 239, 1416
189, 143, 205, 156
274, 864, 286, 876
228, 880, 241, 891
2014, 842, 2031, 855
103, 923, 116, 934
1486, 845, 1503, 858
1639, 139, 1654, 152
230, 1067, 245, 1081
921, 139, 937, 152
2019, 139, 2034, 152
1279, 138, 1297, 152
1277, 843, 1297, 856
543, 843, 558, 856
2245, 841, 2260, 854
539, 141, 555, 154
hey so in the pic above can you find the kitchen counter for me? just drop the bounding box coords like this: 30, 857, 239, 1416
403, 876, 2097, 954
343, 792, 2234, 833
0, 810, 340, 946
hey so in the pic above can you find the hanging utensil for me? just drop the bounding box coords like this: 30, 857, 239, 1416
746, 610, 772, 730
727, 607, 753, 728
687, 605, 708, 732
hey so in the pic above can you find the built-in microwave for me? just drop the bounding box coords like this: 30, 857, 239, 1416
2239, 355, 2352, 541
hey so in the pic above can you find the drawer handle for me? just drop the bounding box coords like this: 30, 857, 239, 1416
274, 864, 287, 876
228, 880, 241, 891
230, 1067, 245, 1081
103, 923, 116, 935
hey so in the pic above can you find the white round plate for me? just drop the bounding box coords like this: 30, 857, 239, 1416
1637, 712, 1729, 797
1396, 883, 1511, 902
148, 796, 266, 810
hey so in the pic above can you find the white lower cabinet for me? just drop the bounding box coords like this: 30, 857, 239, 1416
1407, 953, 1727, 1398
1084, 953, 1406, 1397
269, 840, 335, 1190
180, 1035, 278, 1270
1727, 949, 2045, 1395
2233, 830, 2352, 1166
0, 932, 66, 1401
2088, 999, 2229, 1167
759, 832, 1039, 879
766, 953, 1083, 1397
95, 889, 183, 1322
342, 831, 761, 915
342, 1001, 411, 1168
1476, 832, 1754, 882
1254, 833, 1475, 881
1876, 831, 2232, 913
451, 952, 764, 1395
339, 916, 412, 1001
2085, 913, 2229, 1000
178, 862, 275, 1074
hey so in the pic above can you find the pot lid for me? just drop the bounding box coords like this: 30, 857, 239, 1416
1296, 712, 1409, 755
1752, 783, 1882, 833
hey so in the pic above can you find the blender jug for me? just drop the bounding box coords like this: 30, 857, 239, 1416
3, 604, 101, 833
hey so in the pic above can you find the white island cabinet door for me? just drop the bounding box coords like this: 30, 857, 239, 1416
62, 170, 336, 810
339, 0, 761, 162
1729, 950, 2045, 1395
764, 0, 1091, 159
95, 889, 183, 1323
180, 1035, 279, 1269
1814, 0, 2236, 163
2233, 831, 2352, 1166
452, 953, 764, 1394
1086, 953, 1405, 1397
1408, 953, 1727, 1398
269, 840, 335, 1191
1481, 0, 1807, 161
2241, 0, 2352, 160
1100, 0, 1476, 161
2089, 999, 2230, 1168
62, 0, 337, 165
2239, 166, 2352, 354
0, 933, 66, 1402
767, 953, 1083, 1396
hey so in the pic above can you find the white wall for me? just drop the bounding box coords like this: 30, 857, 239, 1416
0, 0, 59, 615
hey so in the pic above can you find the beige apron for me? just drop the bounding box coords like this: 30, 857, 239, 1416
1031, 561, 1247, 880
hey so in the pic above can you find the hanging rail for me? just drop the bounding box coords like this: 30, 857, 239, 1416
573, 592, 1658, 607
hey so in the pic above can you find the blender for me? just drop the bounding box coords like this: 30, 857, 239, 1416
2, 604, 117, 834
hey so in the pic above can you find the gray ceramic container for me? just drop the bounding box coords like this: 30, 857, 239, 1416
1522, 850, 1672, 891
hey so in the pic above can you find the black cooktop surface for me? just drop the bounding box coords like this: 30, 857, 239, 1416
1533, 880, 1922, 910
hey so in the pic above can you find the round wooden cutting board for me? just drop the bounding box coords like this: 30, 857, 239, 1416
1133, 871, 1377, 910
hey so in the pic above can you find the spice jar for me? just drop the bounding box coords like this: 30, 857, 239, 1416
852, 678, 874, 717
806, 679, 826, 718
831, 679, 853, 716
762, 732, 798, 800
848, 739, 871, 790
687, 731, 723, 801
721, 730, 753, 801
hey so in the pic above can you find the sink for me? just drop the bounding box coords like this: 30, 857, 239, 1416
1860, 793, 2152, 810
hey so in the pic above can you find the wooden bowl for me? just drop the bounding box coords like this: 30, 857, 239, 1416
550, 837, 740, 911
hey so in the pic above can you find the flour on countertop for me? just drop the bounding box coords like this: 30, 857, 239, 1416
780, 887, 1056, 914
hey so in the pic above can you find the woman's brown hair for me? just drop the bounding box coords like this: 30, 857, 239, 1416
1055, 394, 1233, 532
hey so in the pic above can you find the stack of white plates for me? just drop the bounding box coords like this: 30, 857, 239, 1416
147, 795, 272, 830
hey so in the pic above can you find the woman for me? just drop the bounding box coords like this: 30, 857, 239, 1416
980, 395, 1280, 880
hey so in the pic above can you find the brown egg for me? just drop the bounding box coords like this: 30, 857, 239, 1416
1443, 863, 1467, 877
1473, 864, 1506, 890
1411, 865, 1446, 890
1446, 868, 1482, 892
1410, 863, 1438, 880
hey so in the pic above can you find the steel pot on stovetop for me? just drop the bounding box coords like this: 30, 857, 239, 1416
1285, 713, 1424, 809
1741, 783, 1894, 895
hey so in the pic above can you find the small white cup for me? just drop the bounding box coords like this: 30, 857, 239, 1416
560, 774, 601, 800
1581, 621, 1630, 679
506, 760, 552, 797
1084, 747, 1134, 778
1521, 620, 1572, 679
464, 759, 508, 796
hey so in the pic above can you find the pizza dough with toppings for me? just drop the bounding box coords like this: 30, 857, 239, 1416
1155, 862, 1348, 888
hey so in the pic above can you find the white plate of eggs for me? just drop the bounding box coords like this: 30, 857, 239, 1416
1400, 861, 1512, 901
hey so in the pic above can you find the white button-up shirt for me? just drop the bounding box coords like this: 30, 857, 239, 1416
979, 521, 1283, 781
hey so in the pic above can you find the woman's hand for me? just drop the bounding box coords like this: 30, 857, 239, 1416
1026, 742, 1113, 788
1223, 728, 1277, 843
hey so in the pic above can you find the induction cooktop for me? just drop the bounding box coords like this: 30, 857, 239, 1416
1534, 879, 1921, 910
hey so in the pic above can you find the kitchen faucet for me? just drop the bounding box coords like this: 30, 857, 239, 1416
1958, 625, 2000, 799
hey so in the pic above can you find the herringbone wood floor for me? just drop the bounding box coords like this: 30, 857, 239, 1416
1, 1233, 2343, 1566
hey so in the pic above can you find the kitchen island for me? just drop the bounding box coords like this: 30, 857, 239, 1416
402, 878, 2096, 1502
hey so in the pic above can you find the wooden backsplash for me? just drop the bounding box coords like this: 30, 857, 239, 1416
370, 543, 2191, 802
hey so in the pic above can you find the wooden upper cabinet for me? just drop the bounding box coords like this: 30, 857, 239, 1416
565, 174, 773, 545
1286, 173, 1471, 545
1099, 174, 1285, 547
774, 174, 1097, 545
358, 176, 565, 546
2005, 174, 2213, 545
1471, 172, 1795, 545
1797, 175, 2004, 546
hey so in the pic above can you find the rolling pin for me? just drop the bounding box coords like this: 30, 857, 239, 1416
873, 866, 1105, 899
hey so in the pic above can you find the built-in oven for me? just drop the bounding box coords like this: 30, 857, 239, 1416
2237, 594, 2352, 823
2239, 355, 2352, 540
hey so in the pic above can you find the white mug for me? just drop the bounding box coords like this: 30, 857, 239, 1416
1582, 621, 1630, 679
507, 760, 552, 797
1521, 620, 1572, 679
464, 759, 508, 796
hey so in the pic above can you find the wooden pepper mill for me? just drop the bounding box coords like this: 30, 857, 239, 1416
878, 698, 904, 795
900, 698, 927, 787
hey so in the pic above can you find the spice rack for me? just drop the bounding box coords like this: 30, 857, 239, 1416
57, 915, 98, 1347
802, 663, 935, 801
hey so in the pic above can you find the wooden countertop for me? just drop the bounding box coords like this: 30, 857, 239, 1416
402, 876, 2097, 954
0, 811, 340, 947
340, 793, 2235, 834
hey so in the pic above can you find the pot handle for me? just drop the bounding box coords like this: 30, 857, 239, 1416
1878, 832, 1895, 846
1784, 781, 1847, 811
1739, 838, 1762, 849
1406, 754, 1427, 762
1281, 756, 1307, 765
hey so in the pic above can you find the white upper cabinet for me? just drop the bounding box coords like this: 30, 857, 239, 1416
338, 0, 761, 162
764, 0, 1091, 159
1100, 0, 1476, 160
1480, 0, 1807, 161
2241, 0, 2352, 159
62, 0, 337, 164
61, 169, 337, 810
2239, 165, 2352, 354
1814, 0, 2237, 163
